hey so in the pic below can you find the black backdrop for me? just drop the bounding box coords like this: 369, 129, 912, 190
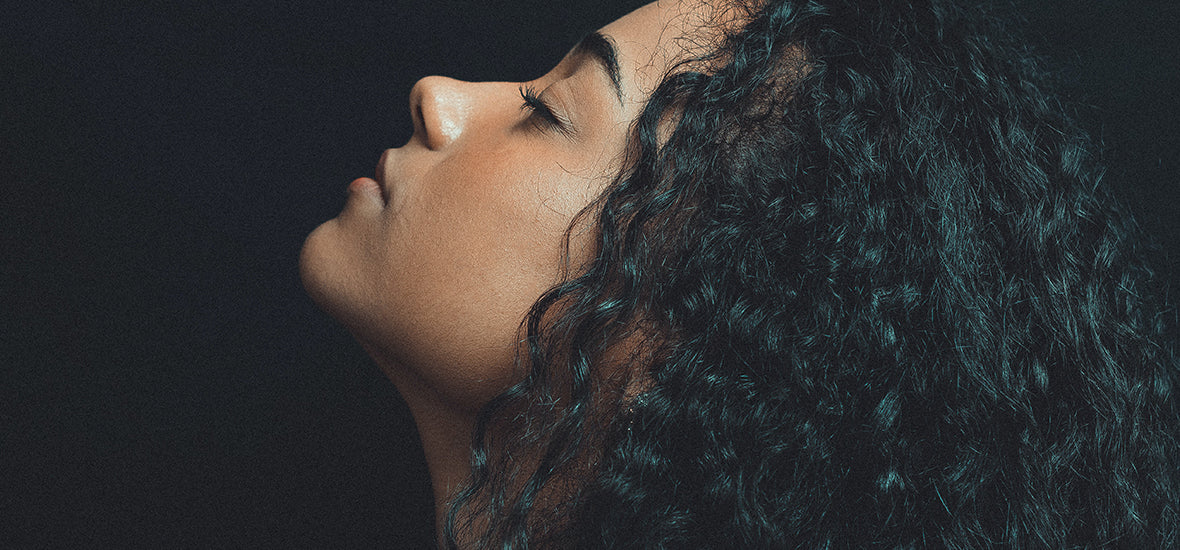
3, 1, 1177, 547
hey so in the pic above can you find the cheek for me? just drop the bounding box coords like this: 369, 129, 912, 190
366, 144, 606, 408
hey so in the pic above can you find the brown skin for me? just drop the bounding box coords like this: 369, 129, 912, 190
300, 0, 721, 542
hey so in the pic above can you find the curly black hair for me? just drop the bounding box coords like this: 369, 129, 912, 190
444, 0, 1180, 547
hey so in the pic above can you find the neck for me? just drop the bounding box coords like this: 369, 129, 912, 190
373, 358, 476, 546
408, 395, 475, 545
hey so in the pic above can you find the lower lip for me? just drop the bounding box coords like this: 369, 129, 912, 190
348, 177, 383, 201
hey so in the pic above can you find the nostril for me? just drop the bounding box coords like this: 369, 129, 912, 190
408, 77, 443, 151
409, 76, 471, 151
419, 96, 445, 151
408, 79, 436, 150
414, 102, 426, 144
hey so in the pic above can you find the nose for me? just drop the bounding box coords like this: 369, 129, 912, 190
410, 76, 475, 150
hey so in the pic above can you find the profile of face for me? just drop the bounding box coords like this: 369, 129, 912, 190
301, 0, 721, 413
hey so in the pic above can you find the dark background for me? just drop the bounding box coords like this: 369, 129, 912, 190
2, 1, 1176, 547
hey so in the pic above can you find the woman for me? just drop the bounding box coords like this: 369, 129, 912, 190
302, 0, 1179, 547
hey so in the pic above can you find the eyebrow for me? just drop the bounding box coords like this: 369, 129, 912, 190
572, 31, 623, 104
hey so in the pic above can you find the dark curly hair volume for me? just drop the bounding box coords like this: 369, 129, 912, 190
445, 0, 1180, 547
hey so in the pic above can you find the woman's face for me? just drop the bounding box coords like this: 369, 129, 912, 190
301, 0, 715, 410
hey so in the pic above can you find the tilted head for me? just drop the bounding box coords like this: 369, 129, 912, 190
304, 0, 1180, 547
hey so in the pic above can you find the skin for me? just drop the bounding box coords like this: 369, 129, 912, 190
300, 0, 725, 541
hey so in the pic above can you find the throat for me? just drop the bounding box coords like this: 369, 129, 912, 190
371, 357, 479, 545
410, 403, 476, 544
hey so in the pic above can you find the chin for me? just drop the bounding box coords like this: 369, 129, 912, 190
300, 220, 395, 358
299, 219, 351, 321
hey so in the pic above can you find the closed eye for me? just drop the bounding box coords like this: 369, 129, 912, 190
519, 85, 573, 137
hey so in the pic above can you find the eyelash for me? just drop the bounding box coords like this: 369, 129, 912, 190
519, 85, 572, 135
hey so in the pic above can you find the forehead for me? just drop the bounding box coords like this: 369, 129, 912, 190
598, 0, 733, 102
